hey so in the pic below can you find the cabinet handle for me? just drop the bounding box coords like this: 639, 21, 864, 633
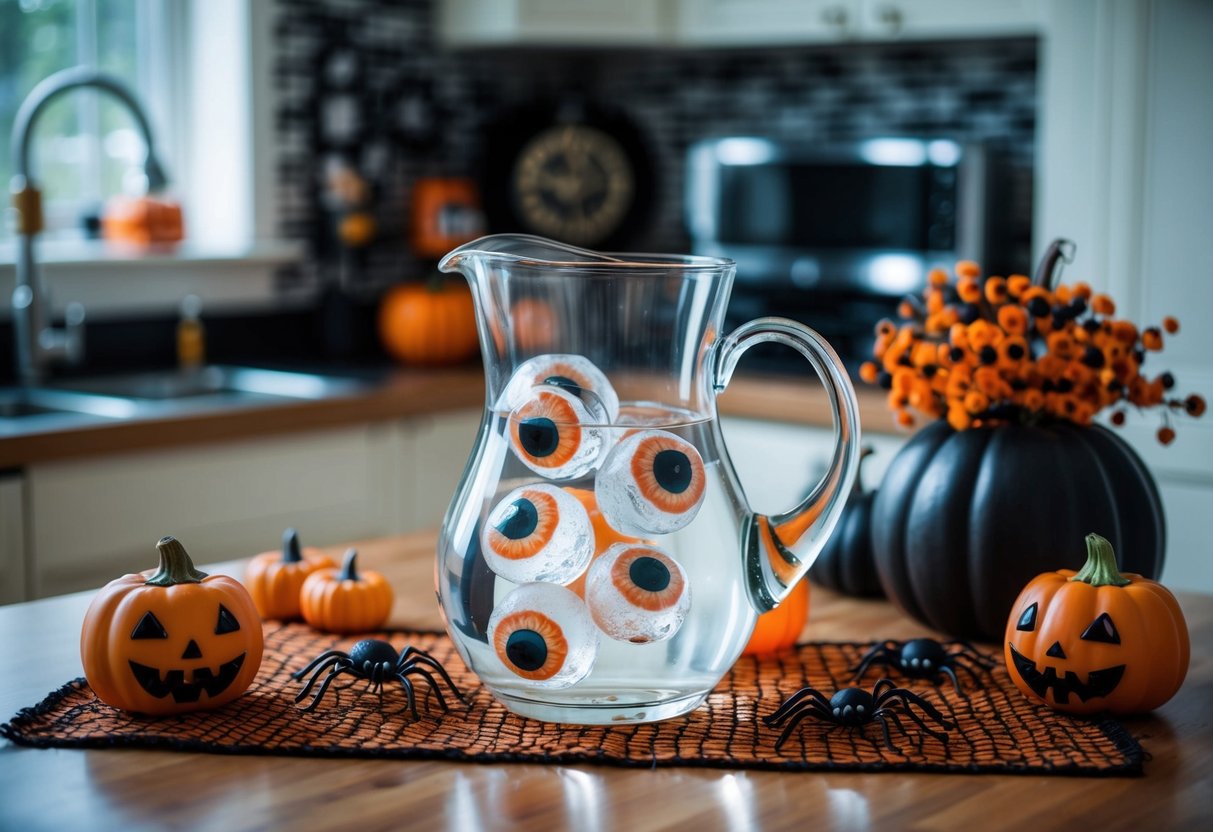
821, 5, 849, 31
876, 4, 903, 35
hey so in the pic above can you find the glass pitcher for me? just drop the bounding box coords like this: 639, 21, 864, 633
437, 234, 861, 724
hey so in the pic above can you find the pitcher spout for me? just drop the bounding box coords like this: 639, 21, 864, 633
438, 233, 624, 277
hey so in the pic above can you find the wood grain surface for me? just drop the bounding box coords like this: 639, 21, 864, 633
2, 530, 1208, 832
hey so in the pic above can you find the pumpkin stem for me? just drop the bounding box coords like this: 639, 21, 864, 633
283, 528, 302, 563
338, 548, 360, 582
1031, 238, 1076, 290
1069, 533, 1132, 587
146, 536, 209, 586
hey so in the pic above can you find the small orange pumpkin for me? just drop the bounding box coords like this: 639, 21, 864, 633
378, 278, 479, 366
742, 579, 810, 655
80, 536, 264, 716
1004, 533, 1190, 715
299, 548, 394, 634
511, 297, 558, 352
243, 528, 335, 621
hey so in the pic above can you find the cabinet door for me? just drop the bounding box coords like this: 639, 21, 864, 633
0, 474, 26, 605
720, 417, 904, 515
440, 0, 670, 46
859, 0, 1040, 40
398, 409, 483, 532
676, 0, 855, 46
27, 425, 397, 598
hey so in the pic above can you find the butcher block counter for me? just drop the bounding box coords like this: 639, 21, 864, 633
1, 530, 1210, 831
0, 365, 898, 468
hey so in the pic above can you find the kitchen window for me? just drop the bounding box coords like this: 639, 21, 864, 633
0, 0, 177, 243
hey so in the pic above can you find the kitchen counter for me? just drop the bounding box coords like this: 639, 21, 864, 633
0, 366, 899, 468
1, 530, 1210, 830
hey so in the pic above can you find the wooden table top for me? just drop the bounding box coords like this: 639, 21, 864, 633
3, 530, 1208, 831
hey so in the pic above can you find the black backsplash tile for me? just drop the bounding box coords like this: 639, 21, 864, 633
273, 0, 1037, 286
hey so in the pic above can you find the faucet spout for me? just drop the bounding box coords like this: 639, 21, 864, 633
9, 67, 169, 385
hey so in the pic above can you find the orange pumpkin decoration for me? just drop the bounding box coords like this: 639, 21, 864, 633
300, 548, 394, 634
742, 579, 810, 655
378, 278, 479, 366
243, 528, 335, 621
565, 487, 645, 597
511, 297, 558, 352
80, 536, 264, 716
1004, 533, 1190, 715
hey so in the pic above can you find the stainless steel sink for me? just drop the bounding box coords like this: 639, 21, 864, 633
52, 365, 369, 402
1, 366, 376, 436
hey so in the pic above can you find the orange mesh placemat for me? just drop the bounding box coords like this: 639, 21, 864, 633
2, 624, 1143, 775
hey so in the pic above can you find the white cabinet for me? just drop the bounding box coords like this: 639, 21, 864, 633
439, 0, 671, 46
23, 409, 482, 600
0, 474, 27, 605
1036, 0, 1213, 593
720, 416, 904, 515
439, 0, 1040, 48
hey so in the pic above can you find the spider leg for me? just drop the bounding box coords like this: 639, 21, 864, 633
401, 665, 452, 712
848, 642, 897, 681
871, 678, 898, 702
872, 712, 904, 754
764, 687, 832, 726
939, 664, 968, 699
948, 641, 999, 669
393, 673, 419, 720
291, 650, 349, 680
880, 696, 952, 742
398, 651, 467, 704
293, 657, 349, 703
874, 687, 950, 726
773, 707, 836, 752
296, 663, 351, 712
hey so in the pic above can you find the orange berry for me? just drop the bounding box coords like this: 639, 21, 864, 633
1007, 275, 1031, 297
859, 361, 879, 384
1071, 282, 1092, 300
956, 276, 982, 304
876, 319, 897, 338
897, 410, 915, 428
1022, 389, 1045, 412
947, 406, 971, 432
997, 305, 1028, 336
898, 300, 918, 320
1091, 294, 1116, 316
1110, 410, 1126, 426
1163, 316, 1180, 334
964, 391, 990, 415
928, 268, 949, 288
1157, 426, 1176, 445
1142, 327, 1164, 351
984, 276, 1009, 305
1186, 394, 1206, 417
956, 261, 981, 280
926, 288, 945, 314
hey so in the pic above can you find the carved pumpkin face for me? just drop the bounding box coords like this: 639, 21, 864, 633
1004, 534, 1189, 715
82, 538, 264, 716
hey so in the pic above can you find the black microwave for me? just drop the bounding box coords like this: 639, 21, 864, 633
684, 137, 1026, 371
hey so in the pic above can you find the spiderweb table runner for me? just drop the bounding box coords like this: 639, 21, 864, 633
1, 623, 1143, 775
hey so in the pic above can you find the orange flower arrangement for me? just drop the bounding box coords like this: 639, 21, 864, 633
859, 242, 1205, 444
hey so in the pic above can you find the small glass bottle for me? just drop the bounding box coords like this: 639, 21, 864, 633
177, 294, 206, 371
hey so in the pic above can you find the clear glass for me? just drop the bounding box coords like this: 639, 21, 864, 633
438, 235, 861, 724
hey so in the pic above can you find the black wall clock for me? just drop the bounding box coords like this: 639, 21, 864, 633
480, 99, 655, 250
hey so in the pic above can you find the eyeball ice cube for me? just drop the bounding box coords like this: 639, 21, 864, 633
508, 386, 607, 480
489, 582, 598, 688
498, 354, 619, 423
586, 543, 690, 644
481, 484, 594, 585
597, 429, 706, 535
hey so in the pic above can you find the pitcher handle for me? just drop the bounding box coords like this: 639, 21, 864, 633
712, 317, 862, 612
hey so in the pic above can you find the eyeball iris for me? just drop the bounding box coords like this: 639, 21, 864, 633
489, 582, 598, 688
586, 543, 690, 643
482, 484, 593, 584
508, 387, 605, 479
597, 430, 706, 535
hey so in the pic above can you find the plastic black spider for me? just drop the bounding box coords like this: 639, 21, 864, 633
764, 678, 953, 754
292, 638, 468, 717
850, 638, 998, 697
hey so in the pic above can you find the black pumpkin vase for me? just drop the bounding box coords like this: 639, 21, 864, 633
809, 447, 884, 598
871, 419, 1165, 642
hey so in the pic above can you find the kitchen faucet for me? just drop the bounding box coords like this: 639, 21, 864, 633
9, 66, 170, 385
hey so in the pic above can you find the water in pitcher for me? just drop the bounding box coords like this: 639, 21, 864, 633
437, 397, 758, 724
